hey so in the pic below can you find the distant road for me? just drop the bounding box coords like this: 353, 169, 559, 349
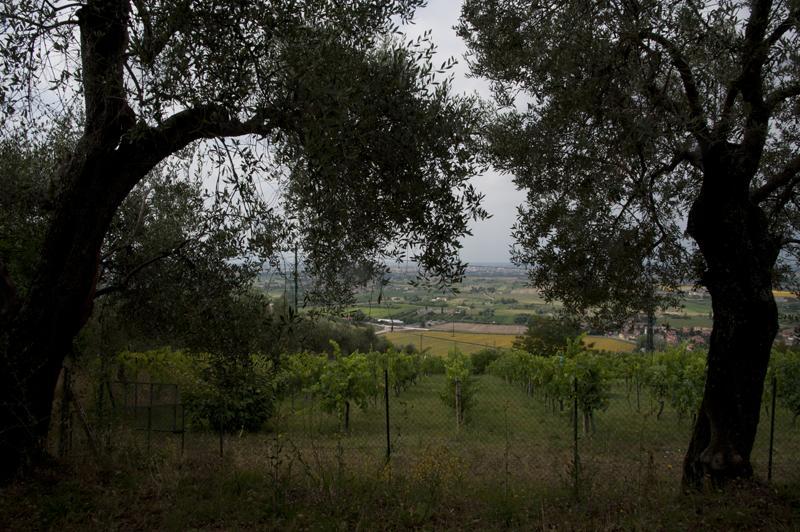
371, 322, 526, 336
373, 325, 429, 335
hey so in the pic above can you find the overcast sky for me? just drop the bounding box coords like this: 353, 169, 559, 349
401, 2, 524, 264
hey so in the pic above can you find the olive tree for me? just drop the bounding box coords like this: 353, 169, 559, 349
0, 0, 486, 481
459, 0, 799, 487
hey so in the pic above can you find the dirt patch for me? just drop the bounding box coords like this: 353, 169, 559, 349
428, 322, 526, 335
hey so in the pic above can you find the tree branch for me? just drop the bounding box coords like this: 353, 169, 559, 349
640, 75, 696, 141
100, 187, 151, 262
43, 1, 85, 12
653, 153, 688, 181
119, 104, 288, 182
0, 11, 78, 32
768, 174, 800, 220
78, 0, 135, 141
94, 238, 192, 299
129, 0, 185, 66
714, 84, 739, 139
766, 81, 800, 111
764, 7, 799, 50
751, 153, 800, 204
644, 151, 688, 243
640, 31, 710, 144
737, 0, 774, 168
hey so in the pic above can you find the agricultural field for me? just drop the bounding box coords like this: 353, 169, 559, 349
384, 329, 636, 356
55, 357, 800, 508
264, 346, 800, 498
263, 265, 800, 334
384, 330, 519, 355
583, 336, 637, 353
429, 322, 527, 334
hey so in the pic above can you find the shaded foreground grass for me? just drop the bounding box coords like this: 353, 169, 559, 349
2, 448, 799, 530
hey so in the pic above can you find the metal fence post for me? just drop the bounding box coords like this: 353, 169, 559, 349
147, 383, 153, 453
455, 379, 462, 430
384, 368, 391, 461
58, 367, 70, 458
768, 375, 777, 482
573, 376, 579, 500
180, 404, 186, 456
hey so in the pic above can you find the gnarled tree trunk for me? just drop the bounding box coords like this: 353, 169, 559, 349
0, 148, 139, 481
683, 148, 780, 488
0, 0, 136, 483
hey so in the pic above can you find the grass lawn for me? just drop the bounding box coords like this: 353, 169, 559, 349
271, 375, 800, 488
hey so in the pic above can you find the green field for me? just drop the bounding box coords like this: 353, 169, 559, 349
348, 304, 420, 319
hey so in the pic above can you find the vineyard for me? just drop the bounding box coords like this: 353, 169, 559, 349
21, 340, 800, 530
91, 341, 800, 493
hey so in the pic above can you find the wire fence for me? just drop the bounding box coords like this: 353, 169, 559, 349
55, 357, 800, 497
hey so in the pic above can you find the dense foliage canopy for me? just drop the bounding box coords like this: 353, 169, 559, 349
459, 0, 799, 485
459, 0, 800, 322
0, 0, 488, 481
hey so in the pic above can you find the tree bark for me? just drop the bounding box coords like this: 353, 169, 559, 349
0, 150, 138, 481
683, 145, 780, 488
0, 0, 135, 483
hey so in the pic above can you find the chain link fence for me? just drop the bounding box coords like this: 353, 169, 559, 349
55, 351, 800, 497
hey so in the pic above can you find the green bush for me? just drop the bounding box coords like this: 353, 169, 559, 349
420, 353, 446, 375
280, 351, 327, 400
769, 348, 800, 422
183, 353, 276, 433
115, 347, 201, 387
470, 349, 500, 375
311, 343, 377, 430
386, 349, 421, 396
644, 345, 706, 420
115, 348, 276, 433
441, 349, 476, 422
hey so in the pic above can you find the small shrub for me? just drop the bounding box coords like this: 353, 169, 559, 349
420, 354, 446, 375
440, 349, 476, 422
470, 349, 500, 375
183, 353, 276, 433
